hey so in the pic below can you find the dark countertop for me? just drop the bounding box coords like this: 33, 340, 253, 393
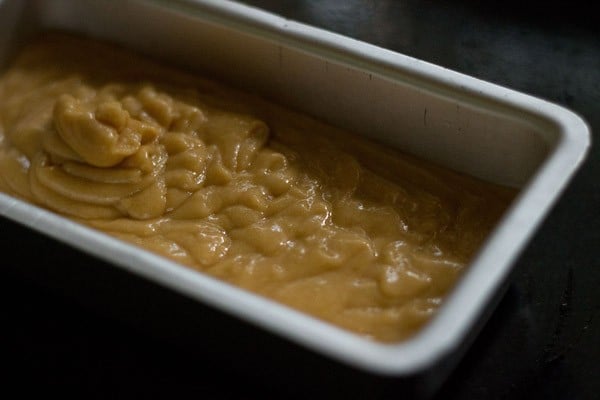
2, 1, 598, 399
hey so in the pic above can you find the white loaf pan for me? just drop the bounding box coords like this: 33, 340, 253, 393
0, 0, 590, 396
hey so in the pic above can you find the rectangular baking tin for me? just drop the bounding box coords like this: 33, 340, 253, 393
0, 0, 590, 395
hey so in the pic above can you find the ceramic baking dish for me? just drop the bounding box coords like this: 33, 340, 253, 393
0, 0, 590, 397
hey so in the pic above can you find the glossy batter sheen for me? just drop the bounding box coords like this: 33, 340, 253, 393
0, 33, 515, 342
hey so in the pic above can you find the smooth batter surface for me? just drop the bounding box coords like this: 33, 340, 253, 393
0, 32, 515, 342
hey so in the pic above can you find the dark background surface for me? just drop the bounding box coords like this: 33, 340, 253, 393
2, 1, 598, 399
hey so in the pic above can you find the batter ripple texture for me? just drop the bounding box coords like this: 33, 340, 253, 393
0, 33, 515, 342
